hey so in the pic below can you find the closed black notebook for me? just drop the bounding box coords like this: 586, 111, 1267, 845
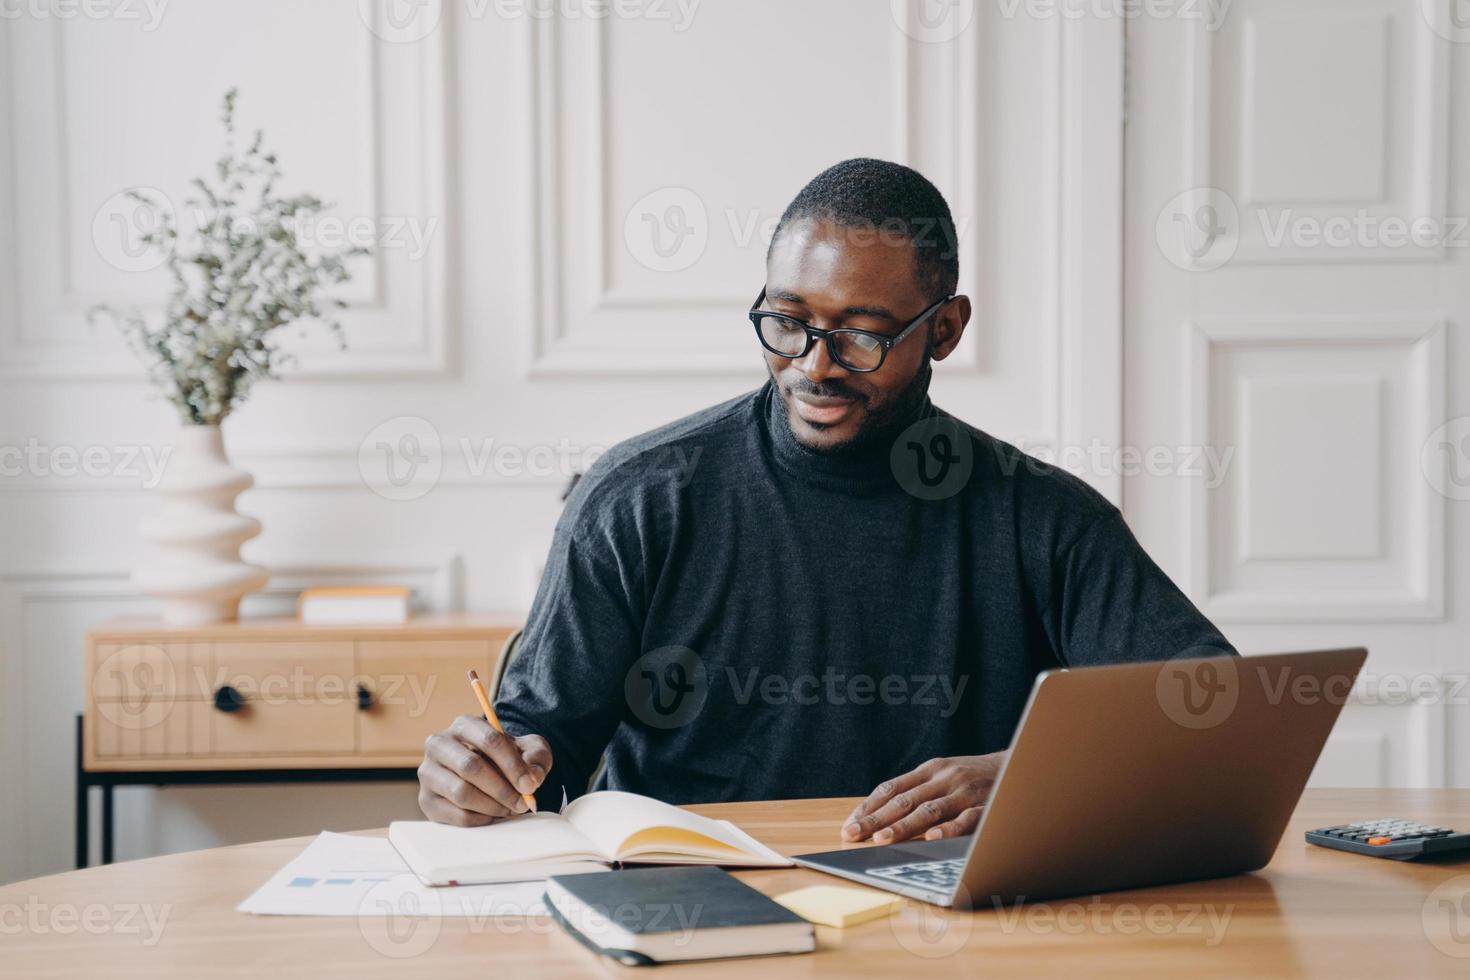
545, 866, 816, 965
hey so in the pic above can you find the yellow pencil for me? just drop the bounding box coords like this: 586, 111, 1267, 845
466, 669, 537, 813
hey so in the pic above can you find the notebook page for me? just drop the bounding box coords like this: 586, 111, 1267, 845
388, 811, 605, 881
562, 791, 790, 865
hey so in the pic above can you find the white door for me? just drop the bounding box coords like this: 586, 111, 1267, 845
1124, 0, 1468, 787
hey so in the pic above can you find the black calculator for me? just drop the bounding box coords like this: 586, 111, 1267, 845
1306, 819, 1470, 860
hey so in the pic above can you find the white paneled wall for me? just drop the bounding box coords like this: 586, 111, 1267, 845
1127, 0, 1469, 793
0, 2, 1121, 882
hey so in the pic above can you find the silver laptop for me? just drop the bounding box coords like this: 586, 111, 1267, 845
793, 648, 1366, 908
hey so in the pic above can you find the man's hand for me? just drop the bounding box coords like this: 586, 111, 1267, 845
842, 753, 1008, 844
417, 714, 552, 826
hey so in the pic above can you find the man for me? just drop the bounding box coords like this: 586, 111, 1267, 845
417, 158, 1234, 845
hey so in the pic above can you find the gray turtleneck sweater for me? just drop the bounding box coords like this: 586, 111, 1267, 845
496, 382, 1234, 809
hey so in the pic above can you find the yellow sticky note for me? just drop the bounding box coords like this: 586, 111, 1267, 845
774, 884, 903, 928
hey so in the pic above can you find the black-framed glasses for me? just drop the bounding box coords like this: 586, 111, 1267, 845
748, 287, 953, 373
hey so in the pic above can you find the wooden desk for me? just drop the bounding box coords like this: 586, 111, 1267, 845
4, 790, 1469, 978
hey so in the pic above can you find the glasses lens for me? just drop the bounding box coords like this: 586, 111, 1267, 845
829, 331, 884, 371
757, 315, 809, 357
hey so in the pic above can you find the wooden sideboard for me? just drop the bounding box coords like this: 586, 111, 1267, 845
77, 615, 521, 867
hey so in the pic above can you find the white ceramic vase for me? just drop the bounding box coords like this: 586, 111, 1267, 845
133, 425, 269, 625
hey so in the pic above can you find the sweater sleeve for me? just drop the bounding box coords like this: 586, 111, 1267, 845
1044, 511, 1236, 667
494, 481, 645, 810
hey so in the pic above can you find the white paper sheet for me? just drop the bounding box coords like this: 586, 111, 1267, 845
237, 832, 548, 917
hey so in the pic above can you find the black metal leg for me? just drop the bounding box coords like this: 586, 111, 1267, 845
76, 713, 89, 869
101, 784, 114, 865
76, 780, 89, 869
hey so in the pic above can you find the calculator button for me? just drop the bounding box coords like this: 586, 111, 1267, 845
1367, 837, 1394, 845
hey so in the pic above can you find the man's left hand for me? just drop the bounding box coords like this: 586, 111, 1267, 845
842, 753, 1009, 844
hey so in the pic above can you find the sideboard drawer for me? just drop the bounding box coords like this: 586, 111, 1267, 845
83, 616, 520, 771
210, 699, 358, 756
90, 641, 210, 702
354, 639, 496, 755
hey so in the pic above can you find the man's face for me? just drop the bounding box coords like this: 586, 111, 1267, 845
761, 217, 969, 453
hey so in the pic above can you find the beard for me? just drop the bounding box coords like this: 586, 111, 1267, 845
769, 351, 934, 459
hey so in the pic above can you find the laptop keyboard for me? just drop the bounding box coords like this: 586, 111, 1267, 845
867, 857, 965, 892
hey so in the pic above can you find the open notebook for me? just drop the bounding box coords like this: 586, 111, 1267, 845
389, 791, 793, 885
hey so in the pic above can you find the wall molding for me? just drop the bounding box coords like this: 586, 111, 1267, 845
1184, 317, 1446, 621
517, 12, 987, 378
1178, 5, 1450, 267
0, 11, 453, 380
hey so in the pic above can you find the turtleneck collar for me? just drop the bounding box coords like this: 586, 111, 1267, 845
759, 375, 936, 494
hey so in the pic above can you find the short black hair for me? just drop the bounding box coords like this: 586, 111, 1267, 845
768, 158, 959, 303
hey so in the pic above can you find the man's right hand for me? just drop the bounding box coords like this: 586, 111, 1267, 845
417, 714, 552, 826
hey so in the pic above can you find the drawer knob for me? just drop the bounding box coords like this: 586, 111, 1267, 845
213, 685, 246, 713
356, 683, 374, 711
